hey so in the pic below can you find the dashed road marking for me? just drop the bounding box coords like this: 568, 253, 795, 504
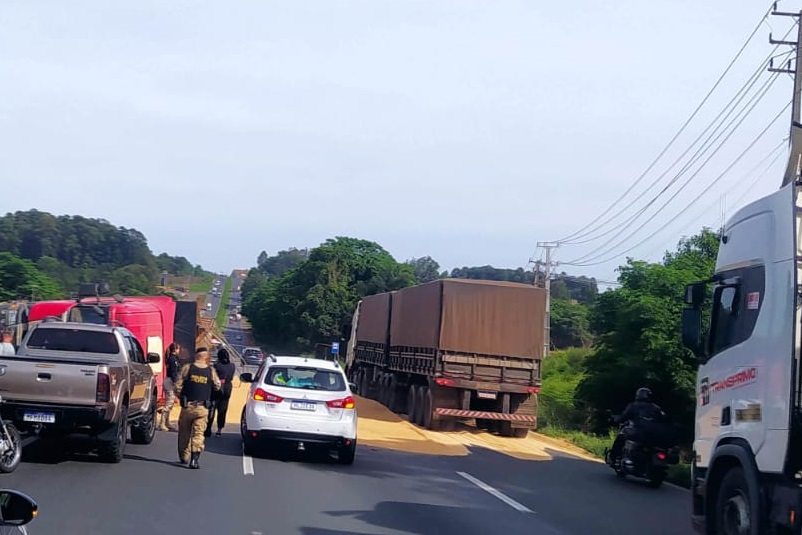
456, 471, 533, 513
242, 444, 254, 476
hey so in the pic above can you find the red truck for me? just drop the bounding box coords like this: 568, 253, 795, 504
24, 284, 198, 402
344, 279, 546, 437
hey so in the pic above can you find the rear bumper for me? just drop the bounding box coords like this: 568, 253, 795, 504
1, 401, 111, 433
245, 429, 354, 448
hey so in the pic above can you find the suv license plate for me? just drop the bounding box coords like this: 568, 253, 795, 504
290, 401, 316, 412
23, 412, 55, 423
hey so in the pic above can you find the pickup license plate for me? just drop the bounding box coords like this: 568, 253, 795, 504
290, 401, 317, 412
23, 412, 55, 424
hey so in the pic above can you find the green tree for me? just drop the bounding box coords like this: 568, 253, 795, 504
256, 248, 308, 278
406, 256, 441, 283
575, 228, 719, 438
0, 252, 62, 301
244, 237, 416, 349
550, 299, 592, 349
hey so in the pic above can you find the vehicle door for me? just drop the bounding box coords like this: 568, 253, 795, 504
122, 334, 148, 412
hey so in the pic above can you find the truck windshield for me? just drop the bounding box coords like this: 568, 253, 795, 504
26, 329, 120, 354
265, 366, 346, 391
68, 306, 108, 324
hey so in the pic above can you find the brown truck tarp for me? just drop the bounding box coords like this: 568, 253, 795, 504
390, 279, 546, 358
355, 292, 392, 344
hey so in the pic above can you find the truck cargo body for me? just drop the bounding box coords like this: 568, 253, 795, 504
347, 279, 545, 437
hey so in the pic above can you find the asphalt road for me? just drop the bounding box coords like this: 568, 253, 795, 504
224, 270, 253, 357
3, 424, 690, 535
200, 274, 228, 320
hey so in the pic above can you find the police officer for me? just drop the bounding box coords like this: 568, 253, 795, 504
174, 347, 221, 469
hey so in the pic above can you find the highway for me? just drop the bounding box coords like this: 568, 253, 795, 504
200, 273, 227, 321
4, 405, 690, 535
224, 270, 253, 358
0, 271, 691, 534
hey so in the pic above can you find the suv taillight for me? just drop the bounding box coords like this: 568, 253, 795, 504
96, 373, 110, 403
253, 388, 283, 403
326, 396, 355, 409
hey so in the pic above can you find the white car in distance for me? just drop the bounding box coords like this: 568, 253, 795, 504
240, 356, 358, 464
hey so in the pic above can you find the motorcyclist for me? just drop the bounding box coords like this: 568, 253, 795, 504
609, 387, 666, 466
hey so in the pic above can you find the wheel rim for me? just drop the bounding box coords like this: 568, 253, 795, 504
722, 491, 750, 534
0, 428, 19, 467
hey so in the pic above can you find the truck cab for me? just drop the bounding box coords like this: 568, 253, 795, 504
681, 181, 802, 533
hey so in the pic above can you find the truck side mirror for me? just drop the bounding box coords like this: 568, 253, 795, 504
0, 490, 38, 526
147, 352, 161, 364
681, 308, 707, 363
240, 372, 254, 383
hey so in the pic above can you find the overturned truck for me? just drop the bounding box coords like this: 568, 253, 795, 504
344, 279, 546, 438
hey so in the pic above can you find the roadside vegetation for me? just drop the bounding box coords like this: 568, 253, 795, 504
215, 276, 232, 329
188, 274, 215, 294
0, 209, 210, 299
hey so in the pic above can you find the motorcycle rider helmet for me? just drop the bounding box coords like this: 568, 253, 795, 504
635, 387, 652, 401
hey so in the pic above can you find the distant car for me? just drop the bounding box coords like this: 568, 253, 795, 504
242, 347, 264, 366
240, 356, 357, 464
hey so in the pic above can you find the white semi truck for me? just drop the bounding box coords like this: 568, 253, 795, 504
680, 13, 802, 532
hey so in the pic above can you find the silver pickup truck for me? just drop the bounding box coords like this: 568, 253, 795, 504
0, 321, 160, 463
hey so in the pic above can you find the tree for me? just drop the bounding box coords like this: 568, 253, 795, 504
550, 299, 592, 349
406, 256, 441, 283
0, 252, 62, 301
243, 237, 416, 349
575, 228, 719, 438
0, 210, 208, 297
256, 248, 308, 278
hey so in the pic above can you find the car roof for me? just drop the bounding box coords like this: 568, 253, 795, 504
269, 356, 343, 371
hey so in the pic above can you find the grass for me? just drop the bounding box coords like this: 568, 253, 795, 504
188, 275, 215, 293
215, 275, 233, 330
538, 426, 691, 489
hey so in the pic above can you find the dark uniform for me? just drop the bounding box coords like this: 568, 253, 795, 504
610, 387, 667, 464
174, 351, 221, 469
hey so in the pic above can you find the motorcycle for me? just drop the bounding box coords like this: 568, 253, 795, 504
0, 489, 38, 534
0, 397, 22, 474
604, 422, 679, 488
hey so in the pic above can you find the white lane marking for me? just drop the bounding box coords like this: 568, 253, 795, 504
456, 471, 533, 513
242, 444, 254, 476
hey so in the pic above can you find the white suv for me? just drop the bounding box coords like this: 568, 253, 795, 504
239, 356, 357, 464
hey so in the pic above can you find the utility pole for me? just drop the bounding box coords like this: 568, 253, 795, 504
536, 241, 558, 358
768, 4, 802, 186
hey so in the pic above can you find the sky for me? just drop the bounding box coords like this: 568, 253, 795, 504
0, 1, 794, 281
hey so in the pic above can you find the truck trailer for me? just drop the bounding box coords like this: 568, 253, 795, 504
344, 279, 546, 437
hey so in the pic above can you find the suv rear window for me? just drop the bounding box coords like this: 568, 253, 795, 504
265, 366, 345, 392
26, 328, 120, 354
243, 348, 262, 356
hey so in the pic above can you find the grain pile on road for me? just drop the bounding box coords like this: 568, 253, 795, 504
198, 380, 599, 464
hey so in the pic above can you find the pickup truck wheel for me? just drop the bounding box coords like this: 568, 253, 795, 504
99, 405, 128, 464
131, 395, 157, 445
0, 424, 22, 473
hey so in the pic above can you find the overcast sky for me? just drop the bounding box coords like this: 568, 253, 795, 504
0, 1, 792, 280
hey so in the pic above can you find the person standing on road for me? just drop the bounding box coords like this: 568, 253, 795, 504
158, 343, 182, 432
175, 347, 221, 469
205, 348, 237, 437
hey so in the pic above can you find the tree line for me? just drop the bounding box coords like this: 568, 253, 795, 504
242, 228, 719, 444
0, 210, 209, 300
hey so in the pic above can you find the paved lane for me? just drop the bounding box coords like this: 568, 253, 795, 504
200, 273, 227, 320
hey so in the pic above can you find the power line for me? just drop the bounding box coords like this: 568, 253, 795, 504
556, 2, 778, 244
562, 53, 789, 247
565, 71, 783, 265
563, 99, 792, 267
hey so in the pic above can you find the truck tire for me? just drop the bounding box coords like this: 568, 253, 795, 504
99, 405, 128, 464
414, 387, 426, 426
715, 467, 759, 535
407, 386, 417, 423
387, 377, 399, 413
130, 394, 157, 445
422, 388, 434, 429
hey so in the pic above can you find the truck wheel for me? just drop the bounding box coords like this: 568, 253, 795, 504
715, 467, 758, 535
422, 388, 434, 429
512, 427, 529, 439
99, 405, 128, 464
387, 377, 398, 412
414, 387, 426, 426
0, 424, 22, 473
407, 386, 417, 422
131, 394, 157, 445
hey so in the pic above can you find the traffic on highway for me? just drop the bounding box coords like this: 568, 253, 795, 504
0, 272, 690, 535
